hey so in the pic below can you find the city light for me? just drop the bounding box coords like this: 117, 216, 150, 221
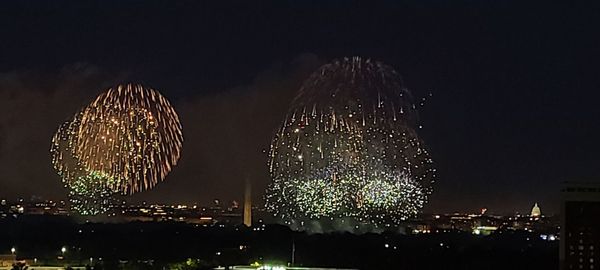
258, 265, 286, 270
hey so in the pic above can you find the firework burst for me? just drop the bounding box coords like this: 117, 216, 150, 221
266, 57, 436, 227
51, 84, 183, 215
74, 84, 183, 194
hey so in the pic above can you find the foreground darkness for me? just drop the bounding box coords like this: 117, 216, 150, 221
1, 216, 557, 270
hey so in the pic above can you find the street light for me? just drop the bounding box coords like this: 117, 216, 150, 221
10, 247, 15, 255
61, 247, 67, 255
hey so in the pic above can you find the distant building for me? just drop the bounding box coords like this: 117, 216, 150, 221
0, 254, 16, 267
231, 200, 240, 210
560, 182, 600, 270
531, 203, 542, 218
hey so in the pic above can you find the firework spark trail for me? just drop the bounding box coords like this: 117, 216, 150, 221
51, 84, 183, 215
266, 57, 436, 227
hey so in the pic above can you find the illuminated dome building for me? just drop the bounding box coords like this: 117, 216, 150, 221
531, 202, 542, 218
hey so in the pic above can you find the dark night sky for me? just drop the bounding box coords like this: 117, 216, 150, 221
1, 0, 599, 215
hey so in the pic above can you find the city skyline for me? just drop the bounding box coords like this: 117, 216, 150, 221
1, 1, 599, 215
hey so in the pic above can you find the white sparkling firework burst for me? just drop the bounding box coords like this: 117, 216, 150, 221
295, 177, 346, 219
266, 57, 436, 227
356, 169, 426, 225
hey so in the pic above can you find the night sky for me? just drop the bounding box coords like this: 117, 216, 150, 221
1, 0, 599, 215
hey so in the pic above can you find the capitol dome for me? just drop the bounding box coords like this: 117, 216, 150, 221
531, 203, 541, 217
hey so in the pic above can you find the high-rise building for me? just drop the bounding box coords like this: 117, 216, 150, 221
531, 202, 542, 218
560, 182, 600, 270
